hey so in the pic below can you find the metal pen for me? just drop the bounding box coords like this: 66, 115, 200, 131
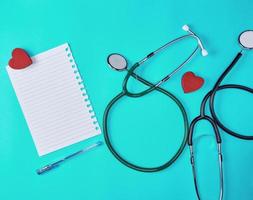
36, 141, 103, 175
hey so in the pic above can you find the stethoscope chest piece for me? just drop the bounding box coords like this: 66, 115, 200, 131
107, 53, 128, 71
238, 30, 253, 49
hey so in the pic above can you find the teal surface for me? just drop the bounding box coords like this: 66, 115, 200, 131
0, 0, 253, 199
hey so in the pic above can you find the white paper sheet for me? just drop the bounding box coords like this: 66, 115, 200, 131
7, 43, 101, 156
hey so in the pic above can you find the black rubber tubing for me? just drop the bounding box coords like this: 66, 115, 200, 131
190, 52, 253, 141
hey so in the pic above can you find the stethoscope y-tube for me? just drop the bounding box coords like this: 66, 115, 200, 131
188, 116, 223, 200
189, 30, 253, 199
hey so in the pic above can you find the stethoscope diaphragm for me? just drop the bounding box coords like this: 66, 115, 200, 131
107, 53, 128, 71
238, 30, 253, 49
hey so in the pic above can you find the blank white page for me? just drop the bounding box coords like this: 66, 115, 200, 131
6, 43, 101, 156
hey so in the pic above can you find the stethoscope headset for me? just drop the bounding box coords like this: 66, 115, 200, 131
104, 25, 208, 172
188, 30, 253, 200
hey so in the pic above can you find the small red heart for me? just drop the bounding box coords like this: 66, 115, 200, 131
8, 48, 32, 70
181, 71, 204, 93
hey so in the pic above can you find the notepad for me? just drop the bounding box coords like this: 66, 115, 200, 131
6, 43, 101, 156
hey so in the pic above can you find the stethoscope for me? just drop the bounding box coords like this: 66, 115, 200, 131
188, 30, 253, 200
103, 25, 208, 172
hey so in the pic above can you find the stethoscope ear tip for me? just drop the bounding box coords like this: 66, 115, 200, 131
201, 49, 208, 56
182, 25, 190, 31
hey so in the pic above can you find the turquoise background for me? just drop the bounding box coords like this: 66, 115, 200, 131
0, 0, 253, 199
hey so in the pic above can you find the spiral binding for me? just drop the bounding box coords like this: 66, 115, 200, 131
65, 46, 100, 131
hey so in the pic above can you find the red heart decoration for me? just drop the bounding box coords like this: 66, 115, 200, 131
181, 71, 204, 93
8, 48, 32, 70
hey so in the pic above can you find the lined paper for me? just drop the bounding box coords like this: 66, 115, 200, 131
6, 43, 101, 156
